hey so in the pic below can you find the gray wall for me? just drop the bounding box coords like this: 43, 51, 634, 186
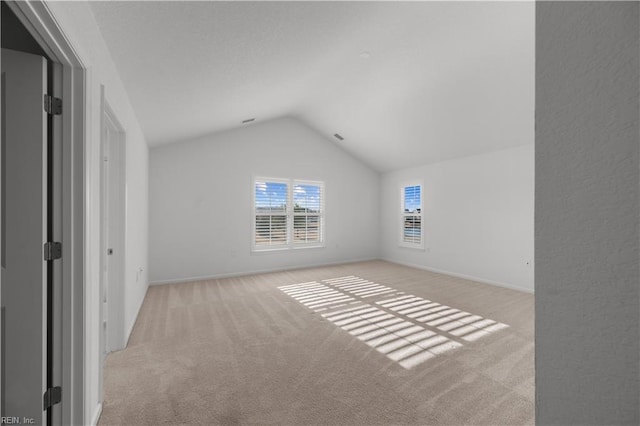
380, 145, 534, 293
149, 117, 380, 284
536, 2, 639, 424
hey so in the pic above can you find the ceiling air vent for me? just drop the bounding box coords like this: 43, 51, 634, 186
242, 118, 255, 124
333, 133, 344, 141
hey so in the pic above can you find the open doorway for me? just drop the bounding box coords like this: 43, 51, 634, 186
1, 3, 63, 424
0, 1, 86, 425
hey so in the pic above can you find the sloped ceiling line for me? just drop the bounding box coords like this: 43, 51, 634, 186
89, 1, 534, 172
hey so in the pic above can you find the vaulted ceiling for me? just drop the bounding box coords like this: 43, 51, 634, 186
88, 1, 534, 172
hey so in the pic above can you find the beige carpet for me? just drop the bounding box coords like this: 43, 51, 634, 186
98, 260, 534, 425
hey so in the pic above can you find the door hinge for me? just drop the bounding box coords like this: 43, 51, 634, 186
44, 242, 62, 261
44, 94, 62, 115
43, 386, 62, 410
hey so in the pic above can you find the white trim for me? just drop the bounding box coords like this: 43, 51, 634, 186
6, 2, 87, 425
383, 258, 534, 294
100, 91, 127, 354
90, 402, 103, 426
149, 257, 379, 286
8, 1, 84, 68
250, 244, 325, 255
98, 89, 127, 408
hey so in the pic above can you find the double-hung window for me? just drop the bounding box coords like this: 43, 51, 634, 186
254, 178, 289, 248
293, 182, 323, 245
253, 178, 324, 251
400, 182, 424, 249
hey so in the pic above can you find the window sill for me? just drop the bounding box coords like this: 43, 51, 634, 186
398, 244, 425, 251
251, 244, 325, 255
292, 244, 325, 251
251, 246, 289, 255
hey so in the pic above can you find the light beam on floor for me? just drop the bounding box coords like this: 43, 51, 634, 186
278, 276, 509, 369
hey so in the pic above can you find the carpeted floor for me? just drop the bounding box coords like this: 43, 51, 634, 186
98, 260, 534, 425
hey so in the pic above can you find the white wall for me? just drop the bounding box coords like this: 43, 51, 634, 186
44, 3, 149, 424
536, 2, 639, 424
122, 121, 149, 341
380, 144, 534, 292
149, 117, 379, 283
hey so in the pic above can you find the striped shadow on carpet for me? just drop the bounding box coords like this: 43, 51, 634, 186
98, 261, 534, 425
279, 275, 509, 369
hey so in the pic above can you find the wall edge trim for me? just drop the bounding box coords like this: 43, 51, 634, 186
149, 257, 380, 285
382, 258, 534, 294
90, 402, 103, 426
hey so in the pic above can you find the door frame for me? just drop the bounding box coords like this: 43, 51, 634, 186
3, 2, 87, 425
99, 88, 126, 358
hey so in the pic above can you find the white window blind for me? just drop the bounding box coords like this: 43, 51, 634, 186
254, 180, 289, 247
253, 178, 324, 251
293, 181, 323, 245
400, 183, 423, 248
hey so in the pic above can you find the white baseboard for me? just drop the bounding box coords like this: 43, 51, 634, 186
91, 402, 103, 426
149, 257, 379, 286
383, 258, 534, 294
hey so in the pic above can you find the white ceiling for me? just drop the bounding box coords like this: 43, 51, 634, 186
88, 1, 534, 172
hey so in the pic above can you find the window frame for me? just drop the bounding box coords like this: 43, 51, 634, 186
292, 179, 325, 249
252, 177, 325, 252
399, 181, 425, 250
253, 177, 290, 251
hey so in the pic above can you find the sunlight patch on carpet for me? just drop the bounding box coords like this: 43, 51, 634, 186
278, 276, 509, 369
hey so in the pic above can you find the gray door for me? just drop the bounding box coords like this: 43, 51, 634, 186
1, 47, 48, 425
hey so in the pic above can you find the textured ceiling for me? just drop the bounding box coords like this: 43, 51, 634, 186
88, 1, 534, 172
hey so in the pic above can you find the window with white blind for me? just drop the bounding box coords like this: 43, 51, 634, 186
400, 182, 424, 249
253, 178, 324, 251
254, 179, 289, 248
